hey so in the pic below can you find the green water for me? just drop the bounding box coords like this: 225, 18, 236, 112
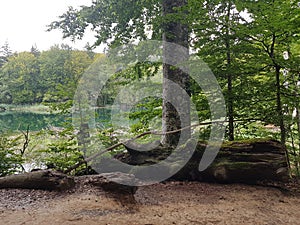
0, 108, 113, 132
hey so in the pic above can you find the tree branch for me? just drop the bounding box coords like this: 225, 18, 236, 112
20, 125, 30, 156
64, 119, 258, 174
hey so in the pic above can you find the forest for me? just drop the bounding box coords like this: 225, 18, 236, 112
1, 0, 300, 224
0, 0, 300, 178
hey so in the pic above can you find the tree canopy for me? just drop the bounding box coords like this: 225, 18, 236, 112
1, 0, 300, 176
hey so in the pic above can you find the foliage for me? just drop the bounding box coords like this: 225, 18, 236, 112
0, 135, 24, 176
0, 52, 41, 104
129, 96, 162, 133
1, 0, 300, 175
0, 44, 101, 106
50, 0, 300, 166
47, 0, 162, 48
38, 127, 83, 173
0, 41, 13, 67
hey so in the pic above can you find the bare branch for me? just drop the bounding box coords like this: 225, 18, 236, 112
20, 125, 30, 156
64, 119, 258, 174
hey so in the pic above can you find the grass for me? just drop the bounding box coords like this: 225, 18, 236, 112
0, 104, 51, 114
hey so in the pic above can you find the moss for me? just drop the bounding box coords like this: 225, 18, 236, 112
221, 138, 276, 148
214, 161, 255, 170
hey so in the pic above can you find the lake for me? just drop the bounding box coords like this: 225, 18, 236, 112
0, 108, 113, 132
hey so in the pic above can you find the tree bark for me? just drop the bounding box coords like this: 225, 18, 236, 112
118, 139, 290, 183
225, 2, 234, 141
275, 65, 286, 145
0, 170, 75, 191
162, 0, 190, 146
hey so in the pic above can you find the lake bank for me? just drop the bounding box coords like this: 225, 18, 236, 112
0, 104, 51, 114
0, 105, 115, 132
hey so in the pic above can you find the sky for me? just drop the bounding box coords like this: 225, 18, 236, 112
0, 0, 103, 53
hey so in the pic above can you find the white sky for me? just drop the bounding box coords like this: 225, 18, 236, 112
0, 0, 103, 53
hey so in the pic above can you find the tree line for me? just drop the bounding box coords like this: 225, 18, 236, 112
0, 43, 103, 105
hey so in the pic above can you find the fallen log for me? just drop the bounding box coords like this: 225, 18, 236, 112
200, 140, 290, 183
116, 139, 290, 184
0, 169, 138, 198
0, 170, 75, 191
0, 139, 289, 191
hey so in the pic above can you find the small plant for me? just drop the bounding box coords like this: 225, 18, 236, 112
0, 135, 24, 176
37, 127, 83, 174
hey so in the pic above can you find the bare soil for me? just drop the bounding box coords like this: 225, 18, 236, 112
1, 179, 300, 225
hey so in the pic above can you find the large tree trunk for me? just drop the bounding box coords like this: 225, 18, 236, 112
119, 139, 290, 184
162, 0, 190, 146
192, 139, 290, 183
0, 170, 138, 198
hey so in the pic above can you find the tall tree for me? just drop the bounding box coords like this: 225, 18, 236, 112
0, 52, 40, 104
188, 0, 247, 140
0, 41, 13, 67
48, 0, 191, 146
241, 0, 300, 145
162, 0, 190, 145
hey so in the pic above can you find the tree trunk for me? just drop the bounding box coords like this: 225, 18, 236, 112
118, 139, 290, 183
225, 2, 234, 141
0, 170, 75, 191
275, 65, 286, 145
195, 139, 290, 183
162, 0, 190, 146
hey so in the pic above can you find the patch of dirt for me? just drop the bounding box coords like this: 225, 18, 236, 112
0, 179, 300, 225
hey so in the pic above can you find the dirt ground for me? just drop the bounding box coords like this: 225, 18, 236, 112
1, 179, 300, 225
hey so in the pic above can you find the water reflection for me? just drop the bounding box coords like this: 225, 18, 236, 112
0, 108, 113, 132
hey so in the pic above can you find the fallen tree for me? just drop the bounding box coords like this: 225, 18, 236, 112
71, 121, 290, 184
0, 170, 138, 200
0, 121, 290, 191
117, 139, 290, 183
0, 170, 75, 191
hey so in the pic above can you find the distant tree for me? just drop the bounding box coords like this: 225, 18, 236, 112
0, 52, 41, 104
0, 40, 13, 67
84, 42, 96, 59
40, 45, 97, 112
39, 45, 73, 103
30, 44, 40, 57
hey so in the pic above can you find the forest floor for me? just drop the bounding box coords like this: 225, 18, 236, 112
1, 178, 300, 225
